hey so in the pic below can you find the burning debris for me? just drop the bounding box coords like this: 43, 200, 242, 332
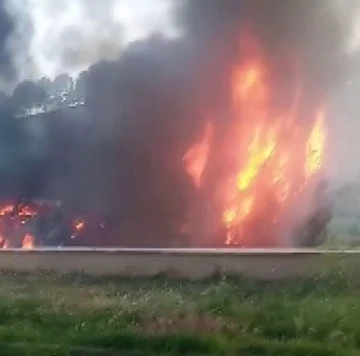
0, 200, 103, 249
0, 202, 37, 248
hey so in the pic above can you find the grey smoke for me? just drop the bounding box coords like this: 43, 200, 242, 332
2, 0, 360, 90
0, 0, 359, 246
2, 0, 179, 88
0, 1, 16, 86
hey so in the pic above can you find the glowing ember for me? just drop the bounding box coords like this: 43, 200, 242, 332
183, 32, 326, 247
0, 205, 14, 216
70, 219, 86, 239
74, 220, 85, 231
0, 203, 36, 220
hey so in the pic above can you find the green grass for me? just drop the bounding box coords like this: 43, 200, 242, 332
0, 267, 359, 355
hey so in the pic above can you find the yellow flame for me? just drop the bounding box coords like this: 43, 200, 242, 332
305, 111, 325, 177
236, 125, 276, 191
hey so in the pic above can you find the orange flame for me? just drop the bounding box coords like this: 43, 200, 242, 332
183, 122, 213, 188
71, 219, 86, 239
0, 205, 14, 216
22, 234, 35, 249
74, 220, 85, 231
183, 33, 326, 247
0, 203, 38, 249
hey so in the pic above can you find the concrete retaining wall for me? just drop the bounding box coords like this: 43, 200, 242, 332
0, 248, 356, 280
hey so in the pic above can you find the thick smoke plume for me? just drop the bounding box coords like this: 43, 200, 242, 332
170, 0, 357, 246
181, 0, 356, 88
83, 0, 356, 246
0, 1, 359, 246
2, 0, 179, 88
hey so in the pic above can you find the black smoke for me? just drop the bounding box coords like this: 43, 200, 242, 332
0, 1, 355, 246
180, 0, 354, 93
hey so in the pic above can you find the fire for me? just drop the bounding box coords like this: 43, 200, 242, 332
22, 234, 35, 249
74, 220, 85, 231
183, 32, 326, 247
0, 205, 14, 216
0, 203, 40, 249
306, 111, 325, 178
71, 219, 86, 239
0, 203, 37, 219
0, 202, 91, 248
183, 122, 213, 187
236, 124, 277, 192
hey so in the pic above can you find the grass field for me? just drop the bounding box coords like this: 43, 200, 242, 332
0, 266, 360, 355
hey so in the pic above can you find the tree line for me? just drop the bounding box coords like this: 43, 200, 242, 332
0, 72, 87, 117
